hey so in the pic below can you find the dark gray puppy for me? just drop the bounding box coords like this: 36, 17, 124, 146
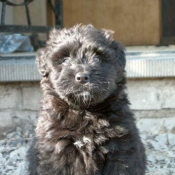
28, 25, 146, 175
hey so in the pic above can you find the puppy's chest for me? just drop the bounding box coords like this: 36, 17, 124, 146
57, 112, 112, 153
39, 111, 119, 173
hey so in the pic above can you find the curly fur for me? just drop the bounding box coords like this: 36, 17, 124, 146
28, 25, 146, 175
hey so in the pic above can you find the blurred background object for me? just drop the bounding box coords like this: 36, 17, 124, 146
0, 0, 62, 51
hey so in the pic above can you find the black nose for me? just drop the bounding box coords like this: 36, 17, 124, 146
75, 72, 90, 83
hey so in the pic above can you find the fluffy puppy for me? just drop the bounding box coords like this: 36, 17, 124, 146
28, 25, 146, 175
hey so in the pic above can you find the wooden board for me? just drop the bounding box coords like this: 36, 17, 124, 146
63, 0, 162, 46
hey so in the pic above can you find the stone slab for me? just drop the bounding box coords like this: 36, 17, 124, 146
128, 78, 175, 110
0, 84, 22, 109
22, 86, 42, 110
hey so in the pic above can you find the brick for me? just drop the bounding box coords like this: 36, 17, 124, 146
127, 81, 161, 110
159, 81, 175, 109
0, 84, 22, 109
137, 118, 175, 135
23, 87, 42, 110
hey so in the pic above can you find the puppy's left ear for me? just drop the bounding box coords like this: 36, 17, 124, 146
101, 29, 126, 69
101, 29, 114, 41
111, 41, 126, 70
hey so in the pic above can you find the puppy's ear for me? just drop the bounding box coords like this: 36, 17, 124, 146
36, 48, 49, 77
102, 29, 126, 69
101, 29, 114, 41
48, 28, 60, 44
111, 41, 126, 70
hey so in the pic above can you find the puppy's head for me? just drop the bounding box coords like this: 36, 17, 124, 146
37, 25, 126, 108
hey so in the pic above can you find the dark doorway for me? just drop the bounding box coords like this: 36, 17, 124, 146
162, 0, 175, 44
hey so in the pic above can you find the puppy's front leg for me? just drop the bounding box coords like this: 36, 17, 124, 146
102, 161, 134, 175
102, 152, 145, 175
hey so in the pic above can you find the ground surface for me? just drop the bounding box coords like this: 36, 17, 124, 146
0, 122, 175, 175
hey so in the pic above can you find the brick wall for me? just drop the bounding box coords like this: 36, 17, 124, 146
1, 79, 175, 134
0, 82, 41, 136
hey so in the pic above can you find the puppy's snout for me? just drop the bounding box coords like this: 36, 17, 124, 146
75, 72, 89, 84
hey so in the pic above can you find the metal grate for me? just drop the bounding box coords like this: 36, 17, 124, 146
1, 49, 175, 82
0, 54, 41, 82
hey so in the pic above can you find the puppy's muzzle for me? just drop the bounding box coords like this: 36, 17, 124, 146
75, 72, 90, 84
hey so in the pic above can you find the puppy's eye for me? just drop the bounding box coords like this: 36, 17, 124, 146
54, 58, 69, 65
96, 50, 105, 56
62, 58, 69, 64
93, 47, 105, 57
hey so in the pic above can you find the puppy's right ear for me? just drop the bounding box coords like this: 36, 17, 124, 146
36, 48, 49, 77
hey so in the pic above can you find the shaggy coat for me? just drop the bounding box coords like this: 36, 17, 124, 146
28, 25, 146, 175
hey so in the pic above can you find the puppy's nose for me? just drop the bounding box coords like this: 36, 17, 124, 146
75, 72, 89, 83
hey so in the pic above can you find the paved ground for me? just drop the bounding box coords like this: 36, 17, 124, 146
0, 122, 175, 175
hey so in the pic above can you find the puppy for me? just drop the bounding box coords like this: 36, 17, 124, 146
28, 25, 146, 175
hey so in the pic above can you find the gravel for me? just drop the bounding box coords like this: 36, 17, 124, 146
0, 124, 33, 175
142, 133, 175, 175
0, 122, 175, 175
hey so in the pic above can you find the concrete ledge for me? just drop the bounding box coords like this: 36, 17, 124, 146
0, 46, 175, 82
126, 46, 175, 78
